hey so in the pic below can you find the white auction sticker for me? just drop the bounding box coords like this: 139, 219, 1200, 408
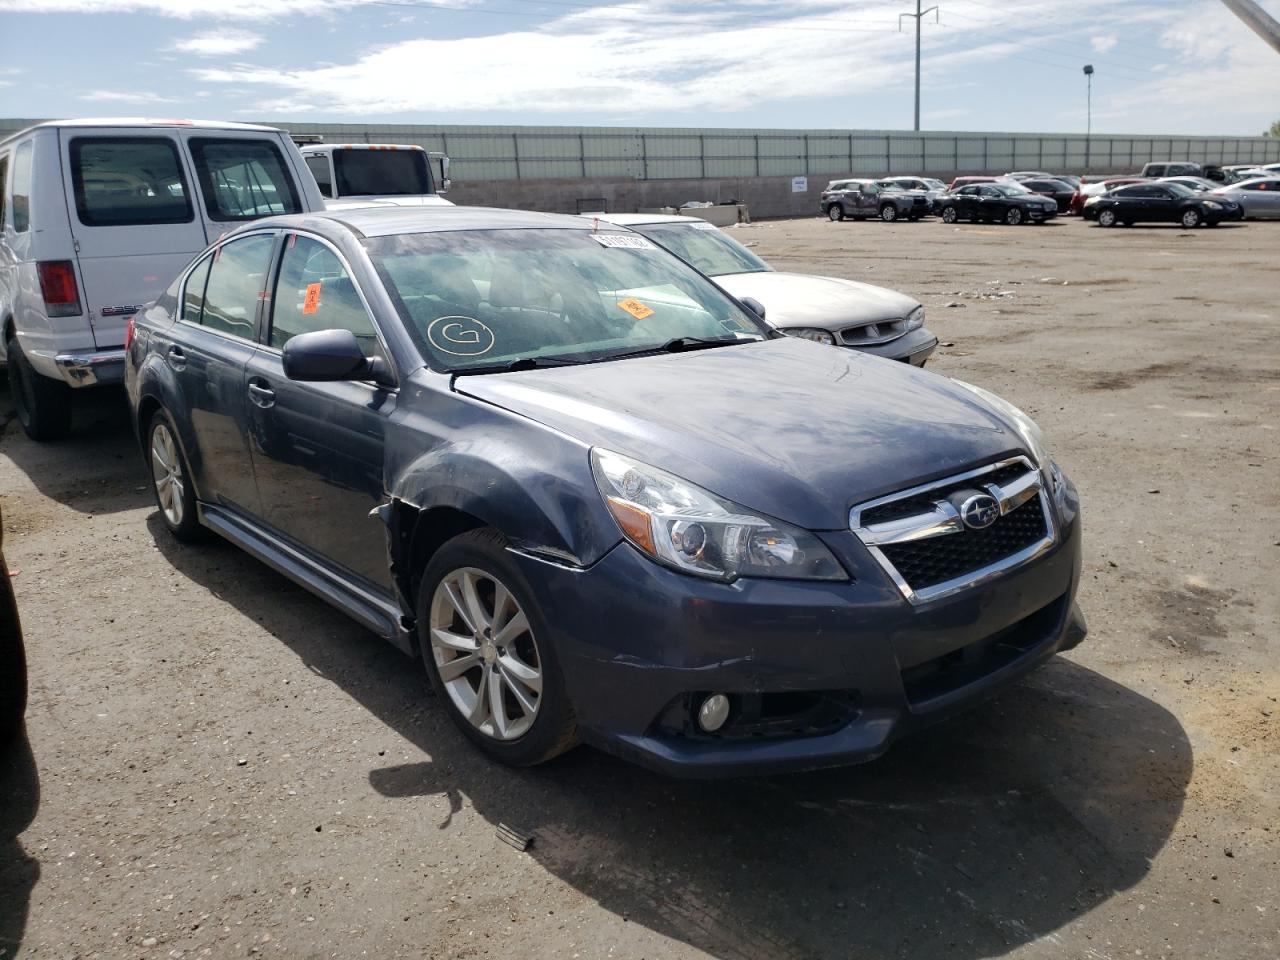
688, 221, 720, 231
590, 234, 655, 250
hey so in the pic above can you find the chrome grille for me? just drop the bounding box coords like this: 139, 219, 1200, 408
850, 457, 1056, 604
840, 317, 906, 346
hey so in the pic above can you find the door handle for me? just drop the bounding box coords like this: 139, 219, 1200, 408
248, 380, 276, 408
166, 345, 187, 369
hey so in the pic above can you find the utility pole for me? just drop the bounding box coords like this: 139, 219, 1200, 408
900, 0, 939, 131
1218, 0, 1280, 54
1083, 64, 1094, 169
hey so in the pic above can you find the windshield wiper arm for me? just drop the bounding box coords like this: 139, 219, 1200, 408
605, 336, 756, 361
452, 355, 583, 376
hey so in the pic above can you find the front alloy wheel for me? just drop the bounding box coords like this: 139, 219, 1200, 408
941, 205, 958, 224
1005, 206, 1024, 226
429, 567, 543, 742
1097, 209, 1117, 228
1181, 208, 1202, 229
879, 204, 898, 222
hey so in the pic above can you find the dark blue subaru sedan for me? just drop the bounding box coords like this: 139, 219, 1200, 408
126, 206, 1085, 777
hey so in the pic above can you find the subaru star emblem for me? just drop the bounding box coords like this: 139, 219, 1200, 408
959, 493, 1000, 530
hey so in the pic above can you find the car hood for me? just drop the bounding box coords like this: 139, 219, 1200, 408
712, 272, 920, 332
454, 337, 1026, 530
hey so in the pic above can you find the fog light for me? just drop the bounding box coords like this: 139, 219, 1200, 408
697, 694, 731, 732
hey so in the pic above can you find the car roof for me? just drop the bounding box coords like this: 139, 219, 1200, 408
245, 204, 612, 240
2, 116, 280, 139
301, 143, 426, 152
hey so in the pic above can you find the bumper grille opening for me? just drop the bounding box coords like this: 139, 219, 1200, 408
901, 594, 1066, 705
655, 690, 861, 742
879, 497, 1048, 591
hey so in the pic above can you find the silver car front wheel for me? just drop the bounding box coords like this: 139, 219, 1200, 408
430, 567, 543, 741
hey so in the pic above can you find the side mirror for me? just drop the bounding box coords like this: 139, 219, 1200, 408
283, 328, 386, 383
740, 296, 766, 321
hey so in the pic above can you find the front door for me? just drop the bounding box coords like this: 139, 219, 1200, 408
244, 232, 395, 591
165, 231, 277, 516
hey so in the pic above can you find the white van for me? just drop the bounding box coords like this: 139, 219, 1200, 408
0, 118, 326, 439
299, 143, 453, 207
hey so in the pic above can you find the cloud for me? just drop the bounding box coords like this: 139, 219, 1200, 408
172, 29, 263, 55
1090, 34, 1118, 54
80, 89, 177, 104
0, 0, 475, 19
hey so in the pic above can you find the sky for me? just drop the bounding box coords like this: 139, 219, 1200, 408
0, 0, 1276, 135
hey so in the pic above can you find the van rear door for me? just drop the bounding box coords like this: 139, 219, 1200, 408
59, 127, 209, 349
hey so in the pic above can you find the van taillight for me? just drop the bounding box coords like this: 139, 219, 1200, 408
124, 316, 136, 350
36, 261, 82, 318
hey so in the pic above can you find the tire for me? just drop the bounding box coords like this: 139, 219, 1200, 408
1005, 206, 1024, 226
1097, 209, 1118, 228
879, 204, 898, 222
827, 204, 844, 222
6, 334, 72, 441
941, 206, 958, 223
146, 410, 202, 542
418, 528, 578, 767
1181, 208, 1202, 229
0, 573, 25, 744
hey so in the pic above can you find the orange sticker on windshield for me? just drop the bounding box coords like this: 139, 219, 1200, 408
617, 298, 655, 321
303, 282, 322, 315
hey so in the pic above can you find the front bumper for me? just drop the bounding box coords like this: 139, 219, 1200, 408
54, 350, 126, 387
514, 503, 1083, 778
849, 327, 938, 366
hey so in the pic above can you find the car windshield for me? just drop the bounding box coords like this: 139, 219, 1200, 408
631, 221, 771, 277
365, 228, 767, 372
993, 183, 1032, 196
1164, 183, 1196, 198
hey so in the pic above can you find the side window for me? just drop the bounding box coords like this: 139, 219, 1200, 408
864, 183, 878, 195
304, 155, 333, 198
0, 153, 8, 229
189, 138, 302, 222
200, 233, 275, 339
12, 141, 34, 232
270, 234, 383, 361
69, 137, 192, 227
182, 253, 213, 323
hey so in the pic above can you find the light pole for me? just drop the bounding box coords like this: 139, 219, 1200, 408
900, 0, 939, 132
1083, 64, 1094, 170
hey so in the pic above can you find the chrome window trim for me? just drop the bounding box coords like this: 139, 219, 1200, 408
850, 455, 1056, 606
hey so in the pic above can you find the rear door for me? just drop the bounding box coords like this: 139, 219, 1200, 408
59, 128, 208, 349
179, 132, 305, 245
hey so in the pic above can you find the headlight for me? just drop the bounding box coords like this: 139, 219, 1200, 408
1084, 196, 1099, 206
905, 306, 924, 331
1203, 201, 1221, 210
783, 327, 836, 345
591, 449, 846, 582
950, 379, 1050, 468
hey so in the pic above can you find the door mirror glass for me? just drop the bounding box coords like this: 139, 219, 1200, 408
283, 328, 376, 382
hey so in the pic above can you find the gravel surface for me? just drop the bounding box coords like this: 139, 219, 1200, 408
1, 214, 1277, 960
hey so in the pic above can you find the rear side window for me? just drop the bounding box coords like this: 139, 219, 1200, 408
182, 253, 213, 323
69, 137, 193, 227
12, 142, 33, 232
200, 233, 275, 338
304, 155, 333, 198
269, 234, 383, 359
189, 138, 302, 222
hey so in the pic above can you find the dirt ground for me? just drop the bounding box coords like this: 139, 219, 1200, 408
1, 214, 1278, 960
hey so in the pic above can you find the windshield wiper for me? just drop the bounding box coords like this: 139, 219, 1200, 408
604, 336, 757, 362
451, 355, 583, 376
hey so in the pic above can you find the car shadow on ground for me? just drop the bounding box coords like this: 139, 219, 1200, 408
149, 513, 1193, 960
0, 380, 146, 516
0, 732, 41, 958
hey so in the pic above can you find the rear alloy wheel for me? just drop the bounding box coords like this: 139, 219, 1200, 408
6, 334, 72, 442
1005, 206, 1024, 226
941, 206, 958, 224
1097, 209, 1118, 228
420, 528, 577, 766
879, 204, 898, 222
148, 411, 201, 542
827, 204, 844, 222
1181, 208, 1202, 229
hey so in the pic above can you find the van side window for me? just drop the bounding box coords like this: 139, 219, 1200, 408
305, 156, 333, 198
200, 234, 275, 339
69, 137, 193, 227
12, 141, 34, 233
269, 234, 383, 362
182, 253, 213, 324
189, 138, 302, 222
0, 154, 8, 229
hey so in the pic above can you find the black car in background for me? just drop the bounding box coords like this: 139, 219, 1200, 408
1018, 178, 1077, 213
939, 183, 1059, 225
1085, 182, 1242, 228
0, 506, 26, 742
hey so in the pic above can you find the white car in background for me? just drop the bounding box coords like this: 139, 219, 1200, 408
588, 213, 937, 366
300, 143, 453, 208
